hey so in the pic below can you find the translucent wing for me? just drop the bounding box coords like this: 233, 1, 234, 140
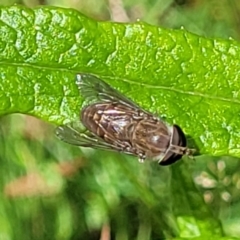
76, 73, 149, 112
55, 122, 124, 152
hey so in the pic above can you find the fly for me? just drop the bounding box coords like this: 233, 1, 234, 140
55, 74, 194, 165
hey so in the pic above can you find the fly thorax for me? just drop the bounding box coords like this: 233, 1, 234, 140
132, 120, 171, 158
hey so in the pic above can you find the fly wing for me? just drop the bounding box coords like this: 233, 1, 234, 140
76, 73, 149, 113
55, 122, 126, 152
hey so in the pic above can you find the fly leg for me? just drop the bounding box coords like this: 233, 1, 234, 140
170, 145, 196, 156
137, 152, 146, 163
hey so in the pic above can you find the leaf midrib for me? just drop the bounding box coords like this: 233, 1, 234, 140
106, 76, 240, 105
1, 61, 238, 105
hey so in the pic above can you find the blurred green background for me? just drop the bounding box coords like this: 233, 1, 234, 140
1, 0, 240, 239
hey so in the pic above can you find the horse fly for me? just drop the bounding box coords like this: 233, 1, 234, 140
55, 74, 194, 165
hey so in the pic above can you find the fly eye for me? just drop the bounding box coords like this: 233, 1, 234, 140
172, 125, 187, 147
159, 125, 188, 166
159, 152, 183, 166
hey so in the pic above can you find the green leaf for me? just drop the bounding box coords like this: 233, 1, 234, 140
0, 5, 240, 157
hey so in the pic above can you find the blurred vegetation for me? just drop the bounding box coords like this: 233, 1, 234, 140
0, 0, 240, 239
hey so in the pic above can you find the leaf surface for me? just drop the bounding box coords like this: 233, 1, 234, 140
0, 5, 240, 157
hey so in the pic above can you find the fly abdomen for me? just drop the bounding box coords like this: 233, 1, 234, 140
81, 103, 107, 138
80, 102, 135, 144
